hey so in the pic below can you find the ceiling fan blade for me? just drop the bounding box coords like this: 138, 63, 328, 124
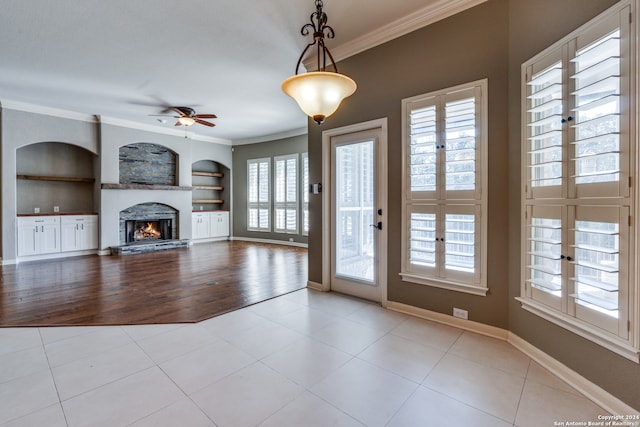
194, 114, 217, 119
195, 118, 216, 127
171, 107, 188, 117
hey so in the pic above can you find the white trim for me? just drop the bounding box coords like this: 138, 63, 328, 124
303, 0, 488, 69
231, 236, 308, 248
98, 115, 232, 145
189, 237, 230, 245
322, 118, 388, 305
399, 273, 489, 296
1, 99, 98, 123
15, 249, 99, 264
517, 297, 640, 363
0, 259, 17, 266
232, 127, 307, 146
387, 300, 638, 415
307, 280, 325, 291
0, 100, 232, 144
386, 300, 507, 340
508, 333, 640, 416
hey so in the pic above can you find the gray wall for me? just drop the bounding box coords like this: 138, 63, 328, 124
232, 134, 308, 244
307, 0, 638, 408
309, 0, 510, 326
506, 0, 636, 409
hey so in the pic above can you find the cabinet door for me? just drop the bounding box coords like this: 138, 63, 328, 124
17, 219, 38, 257
192, 213, 210, 239
211, 212, 229, 238
80, 216, 99, 250
39, 219, 60, 254
60, 219, 79, 252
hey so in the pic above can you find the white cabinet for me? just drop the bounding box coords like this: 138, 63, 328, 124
210, 211, 230, 238
17, 216, 60, 256
61, 215, 98, 251
192, 212, 211, 239
192, 211, 229, 240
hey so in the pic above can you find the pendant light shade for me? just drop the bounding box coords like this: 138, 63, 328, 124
282, 0, 356, 125
282, 71, 356, 125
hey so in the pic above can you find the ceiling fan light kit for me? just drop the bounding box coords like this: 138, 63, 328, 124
152, 106, 217, 128
281, 0, 356, 125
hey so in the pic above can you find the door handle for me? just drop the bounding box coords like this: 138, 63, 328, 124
370, 222, 382, 230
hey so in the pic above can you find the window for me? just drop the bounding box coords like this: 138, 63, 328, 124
274, 154, 298, 233
520, 1, 636, 360
302, 152, 309, 235
401, 79, 488, 295
247, 158, 270, 232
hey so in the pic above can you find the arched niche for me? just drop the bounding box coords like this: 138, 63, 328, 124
119, 143, 177, 186
16, 142, 97, 214
192, 159, 231, 212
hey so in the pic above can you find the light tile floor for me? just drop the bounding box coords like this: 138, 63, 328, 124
0, 289, 610, 427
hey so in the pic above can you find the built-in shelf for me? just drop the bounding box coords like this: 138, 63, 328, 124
17, 174, 95, 183
192, 171, 224, 178
193, 199, 224, 204
193, 185, 224, 191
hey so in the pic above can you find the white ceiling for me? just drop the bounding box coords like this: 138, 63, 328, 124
0, 0, 483, 143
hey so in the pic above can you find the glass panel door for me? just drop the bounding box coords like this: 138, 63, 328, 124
334, 140, 375, 283
330, 127, 384, 302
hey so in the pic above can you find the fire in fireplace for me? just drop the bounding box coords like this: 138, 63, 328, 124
125, 219, 172, 244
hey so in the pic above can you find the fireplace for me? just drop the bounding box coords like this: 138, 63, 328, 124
125, 219, 172, 244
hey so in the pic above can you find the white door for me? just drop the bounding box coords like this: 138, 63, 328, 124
325, 122, 387, 303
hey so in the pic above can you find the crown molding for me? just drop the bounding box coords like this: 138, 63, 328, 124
0, 99, 232, 145
232, 127, 308, 146
303, 0, 488, 70
98, 116, 232, 145
0, 99, 98, 123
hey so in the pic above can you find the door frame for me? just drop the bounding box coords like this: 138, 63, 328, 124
321, 118, 388, 306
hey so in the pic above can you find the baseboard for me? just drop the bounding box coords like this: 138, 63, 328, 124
386, 300, 638, 415
189, 237, 229, 245
386, 301, 507, 340
0, 258, 17, 265
14, 249, 98, 263
307, 280, 325, 291
508, 333, 638, 416
231, 236, 308, 248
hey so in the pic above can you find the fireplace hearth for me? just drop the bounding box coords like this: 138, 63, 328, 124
125, 219, 172, 244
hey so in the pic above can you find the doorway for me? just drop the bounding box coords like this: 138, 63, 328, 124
322, 119, 388, 304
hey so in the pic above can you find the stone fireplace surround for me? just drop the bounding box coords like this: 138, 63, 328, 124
104, 142, 192, 254
119, 203, 177, 245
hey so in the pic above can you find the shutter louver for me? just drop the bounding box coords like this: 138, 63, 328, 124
409, 104, 437, 193
445, 97, 476, 191
570, 30, 621, 185
527, 62, 564, 189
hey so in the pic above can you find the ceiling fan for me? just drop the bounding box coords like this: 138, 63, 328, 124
153, 106, 217, 127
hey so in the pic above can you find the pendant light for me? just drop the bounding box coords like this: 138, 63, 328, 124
281, 0, 357, 125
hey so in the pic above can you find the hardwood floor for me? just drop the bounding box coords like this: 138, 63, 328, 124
0, 241, 308, 327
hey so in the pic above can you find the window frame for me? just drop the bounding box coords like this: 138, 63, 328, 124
274, 154, 299, 234
247, 157, 271, 232
518, 0, 638, 362
400, 79, 488, 296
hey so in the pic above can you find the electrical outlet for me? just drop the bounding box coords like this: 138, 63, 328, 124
53, 206, 59, 212
289, 238, 294, 242
453, 307, 468, 320
34, 207, 40, 214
